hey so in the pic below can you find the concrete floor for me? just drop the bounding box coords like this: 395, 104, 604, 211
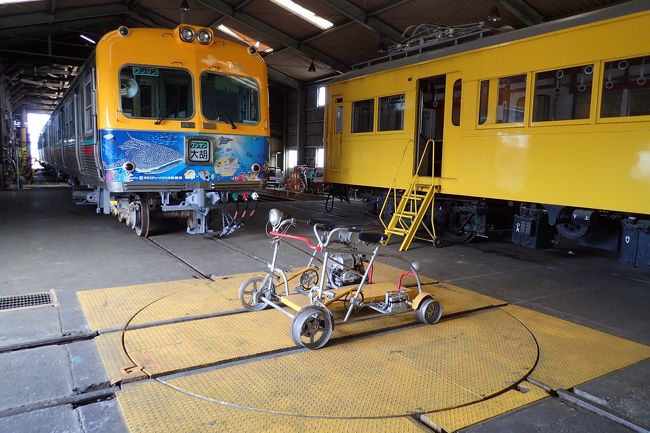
0, 186, 649, 433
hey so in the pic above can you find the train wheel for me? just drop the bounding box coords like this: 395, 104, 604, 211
435, 202, 477, 244
555, 208, 589, 239
130, 194, 150, 238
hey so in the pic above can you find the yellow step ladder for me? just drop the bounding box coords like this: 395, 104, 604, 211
381, 139, 440, 251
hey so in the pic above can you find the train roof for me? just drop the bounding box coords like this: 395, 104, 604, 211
329, 0, 650, 84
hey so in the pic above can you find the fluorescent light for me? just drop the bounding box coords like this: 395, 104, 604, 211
80, 34, 96, 44
216, 25, 273, 53
269, 0, 333, 30
0, 0, 39, 3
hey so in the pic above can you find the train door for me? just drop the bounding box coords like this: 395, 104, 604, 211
442, 72, 462, 179
415, 75, 446, 179
327, 95, 344, 173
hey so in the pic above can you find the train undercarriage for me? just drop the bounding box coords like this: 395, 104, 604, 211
73, 184, 258, 238
346, 186, 646, 264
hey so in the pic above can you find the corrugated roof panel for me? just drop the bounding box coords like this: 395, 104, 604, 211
265, 48, 336, 80
526, 0, 622, 20
376, 0, 520, 29
307, 23, 383, 66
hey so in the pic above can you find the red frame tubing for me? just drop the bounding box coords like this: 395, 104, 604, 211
269, 231, 323, 251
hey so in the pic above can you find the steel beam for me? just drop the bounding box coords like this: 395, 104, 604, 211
197, 0, 347, 73
320, 0, 402, 41
209, 0, 253, 28
497, 0, 543, 26
0, 17, 118, 43
0, 4, 129, 29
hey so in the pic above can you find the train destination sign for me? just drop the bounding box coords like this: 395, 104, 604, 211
188, 139, 211, 162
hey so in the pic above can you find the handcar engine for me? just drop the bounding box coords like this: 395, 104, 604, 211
326, 252, 365, 288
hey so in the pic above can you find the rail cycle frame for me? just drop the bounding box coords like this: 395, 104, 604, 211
238, 209, 443, 349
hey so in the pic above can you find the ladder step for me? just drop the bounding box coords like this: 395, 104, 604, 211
393, 211, 416, 218
386, 228, 408, 235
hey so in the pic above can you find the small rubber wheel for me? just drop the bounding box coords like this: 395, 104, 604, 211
433, 237, 443, 248
239, 276, 273, 311
290, 306, 333, 350
416, 298, 443, 325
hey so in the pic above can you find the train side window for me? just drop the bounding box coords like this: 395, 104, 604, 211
451, 79, 462, 126
335, 106, 343, 133
352, 99, 374, 133
378, 94, 404, 131
601, 55, 650, 118
478, 80, 489, 124
497, 74, 527, 123
533, 65, 593, 122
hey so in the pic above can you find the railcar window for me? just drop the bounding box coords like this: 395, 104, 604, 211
533, 65, 593, 122
497, 74, 526, 123
378, 94, 405, 131
201, 72, 259, 125
452, 80, 462, 126
83, 76, 93, 135
120, 66, 193, 120
601, 55, 650, 118
478, 80, 489, 124
335, 106, 343, 133
352, 99, 374, 133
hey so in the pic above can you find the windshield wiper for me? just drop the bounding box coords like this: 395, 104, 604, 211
219, 111, 237, 129
154, 98, 179, 125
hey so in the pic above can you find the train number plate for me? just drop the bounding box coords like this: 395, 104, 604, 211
187, 139, 211, 163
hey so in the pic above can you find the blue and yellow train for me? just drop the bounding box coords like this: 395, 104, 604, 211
39, 24, 270, 237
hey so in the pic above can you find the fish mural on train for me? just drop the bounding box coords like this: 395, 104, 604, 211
101, 129, 269, 183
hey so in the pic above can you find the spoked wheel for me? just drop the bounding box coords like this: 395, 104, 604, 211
239, 275, 275, 311
290, 306, 333, 350
129, 194, 150, 237
416, 297, 443, 325
299, 269, 319, 290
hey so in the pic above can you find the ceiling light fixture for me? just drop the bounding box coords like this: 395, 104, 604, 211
308, 60, 316, 72
179, 0, 190, 11
269, 0, 333, 30
79, 34, 96, 44
487, 5, 501, 23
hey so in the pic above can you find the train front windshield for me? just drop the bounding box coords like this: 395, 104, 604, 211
119, 65, 194, 120
200, 72, 259, 125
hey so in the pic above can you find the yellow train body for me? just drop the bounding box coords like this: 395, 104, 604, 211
324, 4, 650, 217
95, 25, 269, 138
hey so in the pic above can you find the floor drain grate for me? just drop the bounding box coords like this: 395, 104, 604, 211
0, 291, 57, 311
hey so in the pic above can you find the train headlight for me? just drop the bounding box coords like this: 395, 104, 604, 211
179, 27, 195, 42
251, 163, 261, 173
123, 161, 135, 173
197, 29, 212, 45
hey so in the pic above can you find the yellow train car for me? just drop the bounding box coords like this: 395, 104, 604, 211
39, 25, 270, 237
324, 1, 650, 261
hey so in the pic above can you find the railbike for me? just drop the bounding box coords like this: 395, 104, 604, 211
239, 208, 442, 349
38, 25, 270, 237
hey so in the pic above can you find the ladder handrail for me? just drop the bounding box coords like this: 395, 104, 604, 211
379, 138, 434, 229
